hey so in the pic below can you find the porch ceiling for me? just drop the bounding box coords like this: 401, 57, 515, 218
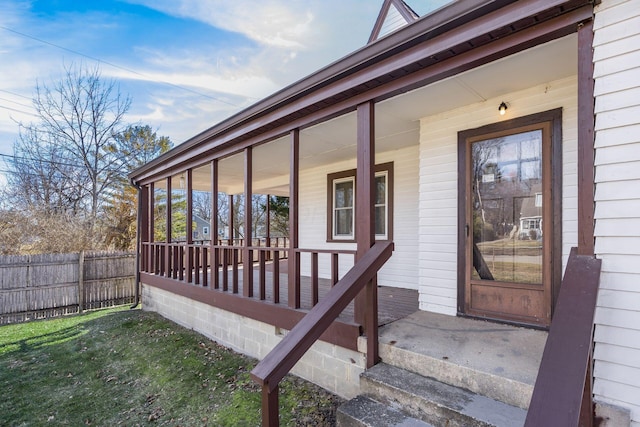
192, 34, 576, 195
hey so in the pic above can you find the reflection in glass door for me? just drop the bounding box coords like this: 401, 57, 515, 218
471, 130, 543, 284
464, 121, 553, 327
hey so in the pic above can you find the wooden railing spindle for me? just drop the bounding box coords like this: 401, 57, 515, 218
201, 247, 208, 287
222, 248, 229, 291
311, 252, 319, 306
273, 251, 280, 304
232, 249, 239, 294
194, 246, 200, 285
259, 250, 266, 300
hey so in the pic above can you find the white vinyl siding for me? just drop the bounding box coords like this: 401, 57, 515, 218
593, 0, 640, 424
418, 76, 579, 315
297, 144, 419, 289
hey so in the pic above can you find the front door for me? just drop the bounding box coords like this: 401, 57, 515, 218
458, 110, 562, 327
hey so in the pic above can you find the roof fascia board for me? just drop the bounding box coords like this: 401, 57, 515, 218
130, 0, 586, 183
134, 5, 592, 186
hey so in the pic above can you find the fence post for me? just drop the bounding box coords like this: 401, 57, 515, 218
78, 251, 85, 313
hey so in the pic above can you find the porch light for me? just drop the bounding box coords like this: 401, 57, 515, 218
498, 101, 508, 115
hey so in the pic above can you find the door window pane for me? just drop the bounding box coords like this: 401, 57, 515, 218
471, 130, 543, 285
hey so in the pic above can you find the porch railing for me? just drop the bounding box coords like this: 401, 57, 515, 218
525, 247, 601, 426
140, 239, 357, 310
250, 241, 394, 426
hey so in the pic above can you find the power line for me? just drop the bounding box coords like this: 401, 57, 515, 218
0, 104, 38, 117
0, 153, 84, 168
0, 96, 33, 110
0, 25, 238, 107
0, 89, 32, 100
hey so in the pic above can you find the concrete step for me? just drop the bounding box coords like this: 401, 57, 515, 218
337, 395, 434, 427
358, 363, 526, 427
373, 311, 547, 409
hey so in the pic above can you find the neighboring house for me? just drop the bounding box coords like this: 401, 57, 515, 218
129, 0, 640, 425
192, 214, 210, 241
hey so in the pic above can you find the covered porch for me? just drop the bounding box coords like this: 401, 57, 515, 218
130, 1, 600, 424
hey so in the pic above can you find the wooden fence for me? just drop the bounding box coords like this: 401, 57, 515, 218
0, 251, 136, 324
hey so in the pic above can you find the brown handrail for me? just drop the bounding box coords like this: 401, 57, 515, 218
250, 240, 394, 426
525, 247, 601, 426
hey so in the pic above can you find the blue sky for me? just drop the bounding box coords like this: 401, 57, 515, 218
0, 0, 447, 185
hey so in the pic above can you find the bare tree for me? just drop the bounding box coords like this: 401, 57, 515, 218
5, 126, 86, 215
16, 63, 131, 227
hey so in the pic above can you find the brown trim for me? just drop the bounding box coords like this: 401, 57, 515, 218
368, 0, 419, 44
186, 169, 193, 283
140, 274, 360, 351
457, 108, 562, 326
355, 101, 380, 368
326, 170, 357, 243
288, 129, 301, 309
140, 186, 149, 243
147, 183, 154, 244
525, 248, 601, 426
130, 2, 592, 185
211, 159, 219, 289
165, 177, 172, 243
577, 20, 595, 256
327, 162, 395, 243
243, 147, 253, 297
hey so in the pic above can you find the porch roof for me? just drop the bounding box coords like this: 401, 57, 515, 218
129, 0, 592, 186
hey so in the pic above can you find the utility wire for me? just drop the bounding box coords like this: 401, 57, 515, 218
0, 104, 38, 117
0, 153, 84, 169
0, 89, 32, 100
0, 25, 238, 107
0, 96, 33, 110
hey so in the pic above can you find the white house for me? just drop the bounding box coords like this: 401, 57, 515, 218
129, 0, 640, 425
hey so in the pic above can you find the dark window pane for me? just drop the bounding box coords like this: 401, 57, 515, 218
335, 209, 353, 236
375, 175, 386, 205
335, 181, 353, 208
375, 206, 386, 236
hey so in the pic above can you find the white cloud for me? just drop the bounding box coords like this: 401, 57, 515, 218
106, 67, 280, 100
125, 0, 315, 49
0, 0, 384, 155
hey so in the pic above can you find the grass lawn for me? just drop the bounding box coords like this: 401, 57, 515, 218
0, 307, 342, 426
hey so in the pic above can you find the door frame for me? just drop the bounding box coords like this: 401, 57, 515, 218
457, 108, 563, 328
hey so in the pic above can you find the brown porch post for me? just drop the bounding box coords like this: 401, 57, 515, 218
211, 159, 219, 289
186, 169, 193, 283
577, 19, 596, 257
148, 182, 155, 272
139, 185, 149, 273
244, 147, 254, 297
355, 100, 378, 368
577, 18, 596, 427
266, 195, 271, 244
165, 177, 172, 277
228, 194, 234, 244
288, 129, 301, 309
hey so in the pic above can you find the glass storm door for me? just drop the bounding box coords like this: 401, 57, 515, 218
464, 122, 553, 326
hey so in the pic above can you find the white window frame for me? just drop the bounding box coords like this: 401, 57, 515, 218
332, 176, 355, 240
374, 170, 389, 240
